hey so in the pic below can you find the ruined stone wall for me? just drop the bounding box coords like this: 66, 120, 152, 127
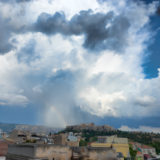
71, 147, 117, 160
54, 134, 66, 145
6, 144, 72, 160
66, 141, 79, 147
87, 150, 117, 160
35, 145, 72, 160
6, 144, 117, 160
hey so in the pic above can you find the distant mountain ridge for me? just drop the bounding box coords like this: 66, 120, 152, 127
0, 122, 63, 134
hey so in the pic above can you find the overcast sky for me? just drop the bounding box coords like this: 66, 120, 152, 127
0, 0, 160, 131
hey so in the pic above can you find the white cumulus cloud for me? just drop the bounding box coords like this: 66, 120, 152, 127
0, 0, 159, 127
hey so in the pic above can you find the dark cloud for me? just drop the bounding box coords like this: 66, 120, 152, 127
157, 6, 160, 15
0, 13, 27, 54
98, 116, 160, 128
16, 0, 32, 2
0, 0, 34, 55
0, 0, 32, 3
0, 17, 14, 54
0, 8, 130, 54
17, 39, 40, 64
133, 99, 153, 107
0, 17, 23, 54
32, 10, 130, 52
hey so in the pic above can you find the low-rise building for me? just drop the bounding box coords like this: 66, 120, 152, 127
129, 142, 159, 160
53, 132, 80, 147
129, 142, 157, 158
97, 136, 128, 144
90, 136, 130, 159
53, 133, 67, 145
140, 145, 156, 156
6, 144, 117, 160
0, 140, 14, 160
7, 130, 28, 143
66, 132, 80, 147
136, 151, 144, 160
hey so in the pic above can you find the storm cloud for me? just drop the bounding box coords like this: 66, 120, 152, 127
0, 16, 14, 54
0, 0, 33, 3
32, 10, 130, 52
0, 15, 27, 54
0, 0, 30, 54
0, 0, 160, 128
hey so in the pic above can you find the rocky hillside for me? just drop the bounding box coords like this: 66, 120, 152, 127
66, 123, 116, 132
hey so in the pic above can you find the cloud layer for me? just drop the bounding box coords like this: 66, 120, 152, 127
119, 125, 160, 133
32, 10, 130, 52
0, 0, 159, 127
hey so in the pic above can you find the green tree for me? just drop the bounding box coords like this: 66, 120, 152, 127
129, 144, 137, 160
79, 139, 87, 146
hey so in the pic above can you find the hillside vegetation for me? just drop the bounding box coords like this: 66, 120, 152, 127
62, 128, 160, 154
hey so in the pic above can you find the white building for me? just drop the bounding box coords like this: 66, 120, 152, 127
0, 157, 6, 160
